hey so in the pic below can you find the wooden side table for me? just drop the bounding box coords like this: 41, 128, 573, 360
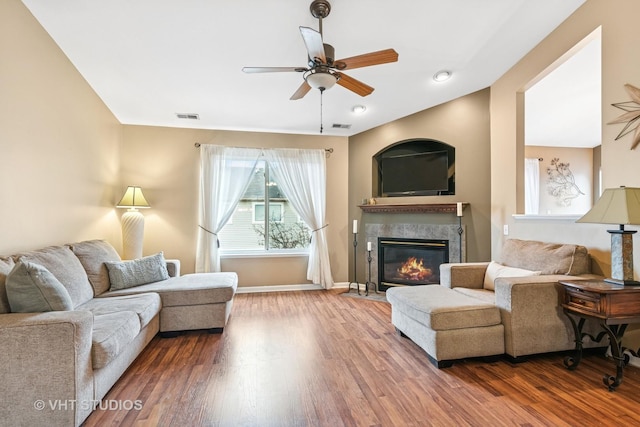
559, 279, 640, 391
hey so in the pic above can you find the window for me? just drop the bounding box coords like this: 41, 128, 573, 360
197, 145, 331, 285
253, 202, 284, 223
218, 160, 310, 251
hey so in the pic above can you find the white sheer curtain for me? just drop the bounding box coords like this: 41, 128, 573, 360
196, 144, 261, 272
264, 148, 334, 289
524, 158, 540, 215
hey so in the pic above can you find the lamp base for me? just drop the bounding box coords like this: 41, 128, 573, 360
121, 210, 144, 260
608, 229, 637, 287
604, 277, 640, 286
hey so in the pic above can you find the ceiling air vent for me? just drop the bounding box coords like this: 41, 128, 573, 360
176, 113, 200, 120
332, 123, 351, 129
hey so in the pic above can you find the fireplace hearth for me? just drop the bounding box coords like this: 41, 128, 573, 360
378, 237, 448, 291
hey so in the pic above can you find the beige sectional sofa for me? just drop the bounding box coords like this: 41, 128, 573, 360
387, 239, 603, 367
0, 239, 237, 426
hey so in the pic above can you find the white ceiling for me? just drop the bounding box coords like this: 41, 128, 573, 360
21, 0, 587, 137
525, 34, 601, 148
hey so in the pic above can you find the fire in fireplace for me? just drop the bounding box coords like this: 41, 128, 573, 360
378, 237, 449, 291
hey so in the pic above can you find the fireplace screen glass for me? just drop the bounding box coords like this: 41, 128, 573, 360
379, 238, 448, 290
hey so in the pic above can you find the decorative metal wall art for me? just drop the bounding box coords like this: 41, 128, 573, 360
609, 83, 640, 150
547, 157, 584, 207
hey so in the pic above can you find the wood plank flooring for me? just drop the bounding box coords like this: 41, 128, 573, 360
83, 289, 640, 426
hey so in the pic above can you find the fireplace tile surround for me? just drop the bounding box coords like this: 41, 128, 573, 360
364, 223, 466, 290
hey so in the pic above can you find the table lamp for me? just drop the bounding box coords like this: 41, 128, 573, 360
116, 186, 150, 260
576, 186, 640, 285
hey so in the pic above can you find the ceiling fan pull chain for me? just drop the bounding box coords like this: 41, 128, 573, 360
320, 88, 324, 134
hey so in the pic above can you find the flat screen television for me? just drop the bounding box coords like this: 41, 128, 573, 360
380, 150, 449, 196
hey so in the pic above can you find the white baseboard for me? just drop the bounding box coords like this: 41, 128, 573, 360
236, 282, 349, 294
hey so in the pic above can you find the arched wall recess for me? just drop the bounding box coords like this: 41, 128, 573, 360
372, 138, 455, 198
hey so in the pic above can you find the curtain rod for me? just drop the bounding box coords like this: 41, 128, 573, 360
194, 142, 333, 153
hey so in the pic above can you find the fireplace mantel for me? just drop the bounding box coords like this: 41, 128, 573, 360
358, 203, 467, 214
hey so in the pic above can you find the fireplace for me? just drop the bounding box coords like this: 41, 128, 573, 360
378, 237, 449, 291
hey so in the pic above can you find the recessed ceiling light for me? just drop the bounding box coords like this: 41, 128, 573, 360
352, 105, 367, 114
433, 71, 452, 82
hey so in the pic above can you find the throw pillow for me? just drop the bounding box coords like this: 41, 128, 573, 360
16, 245, 93, 307
5, 260, 74, 312
105, 252, 170, 291
69, 240, 122, 296
500, 239, 590, 275
0, 257, 16, 314
483, 261, 541, 291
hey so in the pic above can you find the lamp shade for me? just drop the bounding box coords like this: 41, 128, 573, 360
576, 186, 640, 225
116, 186, 150, 209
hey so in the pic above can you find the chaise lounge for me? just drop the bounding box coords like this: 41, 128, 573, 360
0, 239, 237, 426
387, 239, 604, 367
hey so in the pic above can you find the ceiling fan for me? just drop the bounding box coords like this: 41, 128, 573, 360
242, 0, 399, 100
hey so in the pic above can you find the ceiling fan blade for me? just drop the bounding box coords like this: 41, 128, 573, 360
334, 49, 398, 70
299, 26, 326, 64
336, 73, 374, 97
242, 66, 307, 73
290, 81, 312, 100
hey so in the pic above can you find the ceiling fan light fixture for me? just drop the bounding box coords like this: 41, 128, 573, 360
433, 70, 452, 82
305, 71, 337, 91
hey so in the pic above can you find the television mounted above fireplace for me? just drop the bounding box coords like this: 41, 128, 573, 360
374, 138, 455, 197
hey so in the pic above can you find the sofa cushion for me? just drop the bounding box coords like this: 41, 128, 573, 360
386, 285, 501, 331
91, 311, 141, 369
5, 260, 75, 313
77, 293, 161, 329
105, 252, 170, 291
16, 245, 94, 308
453, 287, 496, 304
483, 261, 541, 291
500, 239, 591, 275
0, 256, 15, 314
101, 272, 237, 306
69, 240, 121, 296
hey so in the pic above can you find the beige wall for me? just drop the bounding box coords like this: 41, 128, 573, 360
6, 0, 640, 293
524, 146, 594, 215
0, 0, 122, 255
348, 89, 492, 280
491, 0, 640, 275
120, 125, 349, 286
1, 0, 349, 288
491, 0, 640, 351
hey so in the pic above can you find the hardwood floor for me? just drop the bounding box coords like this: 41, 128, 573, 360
84, 289, 640, 426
